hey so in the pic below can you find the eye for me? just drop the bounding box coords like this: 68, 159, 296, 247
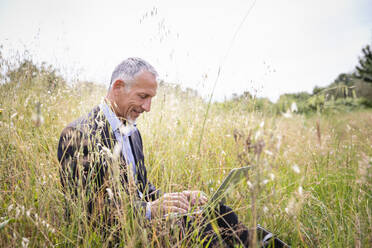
139, 94, 147, 99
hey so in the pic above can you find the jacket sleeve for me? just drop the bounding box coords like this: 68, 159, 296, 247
58, 126, 109, 215
57, 125, 155, 221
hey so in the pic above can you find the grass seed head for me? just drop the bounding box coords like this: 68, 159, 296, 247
21, 237, 29, 248
292, 164, 300, 174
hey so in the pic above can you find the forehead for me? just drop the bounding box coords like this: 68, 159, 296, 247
131, 71, 157, 96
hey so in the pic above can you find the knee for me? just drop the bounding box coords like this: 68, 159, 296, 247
217, 203, 239, 228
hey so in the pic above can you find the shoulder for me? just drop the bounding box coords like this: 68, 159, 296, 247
65, 106, 104, 133
58, 106, 108, 148
61, 106, 114, 140
58, 105, 116, 153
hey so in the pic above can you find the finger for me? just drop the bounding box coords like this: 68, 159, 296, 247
172, 192, 189, 202
164, 194, 188, 204
164, 192, 187, 200
164, 200, 189, 211
199, 194, 208, 204
182, 190, 192, 200
183, 191, 199, 204
164, 194, 189, 206
190, 191, 208, 205
164, 205, 187, 214
192, 196, 206, 206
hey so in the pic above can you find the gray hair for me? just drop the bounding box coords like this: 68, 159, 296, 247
109, 57, 158, 90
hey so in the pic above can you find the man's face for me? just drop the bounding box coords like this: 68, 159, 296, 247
114, 71, 157, 121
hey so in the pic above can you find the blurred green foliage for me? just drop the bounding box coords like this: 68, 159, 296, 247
355, 44, 372, 83
219, 43, 372, 116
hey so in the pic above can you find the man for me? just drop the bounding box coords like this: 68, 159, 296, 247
58, 58, 285, 247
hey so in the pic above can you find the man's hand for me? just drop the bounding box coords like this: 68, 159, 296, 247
148, 191, 208, 218
182, 190, 208, 207
149, 192, 190, 218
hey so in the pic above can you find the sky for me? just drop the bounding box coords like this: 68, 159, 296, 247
0, 0, 371, 102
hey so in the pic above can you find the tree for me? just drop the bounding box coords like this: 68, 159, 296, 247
6, 59, 39, 85
6, 59, 65, 91
355, 44, 372, 83
312, 86, 325, 95
332, 73, 354, 86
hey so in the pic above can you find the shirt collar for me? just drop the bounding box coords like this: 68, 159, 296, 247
99, 101, 137, 134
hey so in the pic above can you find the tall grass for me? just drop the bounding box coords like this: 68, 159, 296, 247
0, 65, 371, 247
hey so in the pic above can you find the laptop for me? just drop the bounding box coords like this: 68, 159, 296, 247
208, 166, 251, 206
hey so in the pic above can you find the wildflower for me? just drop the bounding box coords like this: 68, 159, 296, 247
112, 142, 122, 161
292, 164, 300, 174
263, 206, 269, 213
31, 103, 44, 127
346, 124, 351, 131
276, 135, 282, 151
21, 237, 29, 248
101, 146, 113, 158
247, 180, 254, 189
264, 150, 273, 156
41, 174, 46, 185
290, 102, 298, 112
298, 186, 303, 196
269, 173, 275, 180
7, 204, 13, 213
285, 198, 296, 215
282, 110, 292, 118
26, 209, 31, 217
255, 131, 261, 140
262, 179, 269, 185
15, 206, 21, 218
20, 205, 25, 215
106, 188, 114, 200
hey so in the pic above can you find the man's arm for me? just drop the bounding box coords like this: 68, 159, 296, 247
58, 126, 84, 194
58, 126, 108, 215
58, 126, 207, 220
58, 126, 156, 219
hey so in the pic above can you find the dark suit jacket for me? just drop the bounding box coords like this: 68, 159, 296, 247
57, 105, 159, 217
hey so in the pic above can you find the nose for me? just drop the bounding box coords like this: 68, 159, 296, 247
142, 98, 152, 112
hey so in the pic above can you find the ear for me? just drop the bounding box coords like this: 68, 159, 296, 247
112, 79, 125, 91
111, 80, 128, 97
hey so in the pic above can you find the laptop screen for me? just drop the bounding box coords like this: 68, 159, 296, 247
208, 166, 251, 207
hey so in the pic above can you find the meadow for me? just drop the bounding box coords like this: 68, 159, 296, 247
0, 65, 371, 247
